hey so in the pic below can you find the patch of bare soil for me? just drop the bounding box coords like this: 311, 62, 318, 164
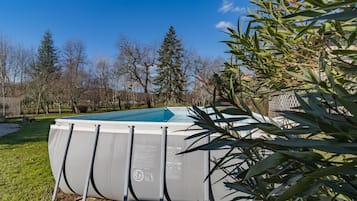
57, 190, 114, 201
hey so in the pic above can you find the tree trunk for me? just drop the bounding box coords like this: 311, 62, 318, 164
1, 83, 5, 117
71, 99, 79, 113
145, 89, 152, 108
118, 96, 122, 110
58, 102, 62, 115
146, 97, 152, 108
45, 103, 49, 115
35, 92, 41, 115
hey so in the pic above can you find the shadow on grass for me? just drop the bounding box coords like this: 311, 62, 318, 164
0, 118, 55, 145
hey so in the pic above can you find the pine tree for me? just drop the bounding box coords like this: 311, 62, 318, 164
31, 31, 58, 114
35, 31, 58, 78
154, 26, 185, 103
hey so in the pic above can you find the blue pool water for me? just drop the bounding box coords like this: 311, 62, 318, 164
64, 107, 193, 123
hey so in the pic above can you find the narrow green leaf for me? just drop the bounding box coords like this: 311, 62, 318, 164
268, 139, 357, 154
323, 181, 357, 199
334, 21, 344, 36
244, 21, 252, 38
184, 130, 212, 140
281, 127, 319, 135
337, 98, 357, 116
304, 0, 325, 7
287, 71, 312, 83
245, 153, 285, 179
284, 10, 326, 19
256, 123, 283, 135
347, 25, 357, 47
295, 20, 317, 40
276, 177, 315, 201
214, 117, 249, 123
316, 10, 357, 21
277, 161, 357, 200
309, 160, 357, 178
231, 124, 259, 131
254, 31, 259, 51
305, 67, 321, 84
342, 93, 357, 101
316, 1, 357, 12
332, 49, 357, 56
220, 107, 248, 116
267, 138, 327, 147
185, 139, 240, 153
279, 151, 322, 162
225, 182, 253, 195
280, 111, 319, 129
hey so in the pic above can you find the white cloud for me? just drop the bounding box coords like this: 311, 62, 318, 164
219, 0, 233, 13
219, 0, 246, 13
215, 21, 234, 30
240, 16, 251, 21
232, 6, 245, 13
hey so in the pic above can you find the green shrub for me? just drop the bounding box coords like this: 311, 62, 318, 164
77, 105, 88, 113
186, 1, 357, 200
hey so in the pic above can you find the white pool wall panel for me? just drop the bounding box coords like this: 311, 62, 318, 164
48, 108, 245, 200
49, 121, 211, 200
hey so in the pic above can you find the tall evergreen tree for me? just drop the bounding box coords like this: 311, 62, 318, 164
35, 31, 58, 78
154, 26, 185, 103
31, 31, 58, 114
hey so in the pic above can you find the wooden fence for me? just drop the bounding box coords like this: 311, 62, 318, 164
0, 97, 22, 117
268, 93, 299, 117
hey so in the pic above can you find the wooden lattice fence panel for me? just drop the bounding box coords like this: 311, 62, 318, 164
0, 97, 22, 117
269, 93, 299, 117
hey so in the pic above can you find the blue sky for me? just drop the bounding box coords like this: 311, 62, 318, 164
0, 0, 251, 59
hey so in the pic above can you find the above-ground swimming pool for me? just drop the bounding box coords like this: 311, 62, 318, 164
48, 107, 237, 201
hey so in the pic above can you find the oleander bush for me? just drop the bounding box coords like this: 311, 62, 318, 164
186, 0, 357, 200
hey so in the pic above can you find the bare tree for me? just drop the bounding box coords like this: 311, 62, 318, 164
62, 40, 87, 113
110, 62, 125, 110
0, 35, 11, 116
192, 57, 223, 105
10, 45, 34, 96
182, 48, 199, 92
93, 57, 111, 110
115, 36, 156, 108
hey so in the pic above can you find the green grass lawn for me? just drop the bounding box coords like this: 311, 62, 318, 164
0, 114, 74, 201
0, 108, 158, 201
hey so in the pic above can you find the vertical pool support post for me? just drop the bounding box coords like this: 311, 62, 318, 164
82, 124, 101, 201
123, 126, 135, 201
51, 123, 74, 201
159, 126, 168, 201
204, 134, 211, 201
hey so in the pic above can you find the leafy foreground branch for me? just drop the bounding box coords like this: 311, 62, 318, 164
185, 0, 357, 200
